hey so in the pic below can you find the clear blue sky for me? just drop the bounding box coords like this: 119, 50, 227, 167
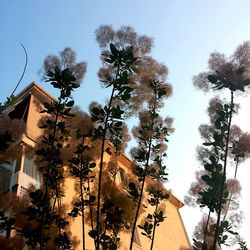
1, 0, 250, 247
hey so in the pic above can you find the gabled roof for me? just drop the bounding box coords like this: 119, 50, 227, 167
2, 82, 57, 114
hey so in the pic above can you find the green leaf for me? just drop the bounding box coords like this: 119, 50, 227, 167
237, 83, 245, 92
242, 78, 250, 86
222, 123, 229, 132
111, 106, 123, 119
147, 214, 153, 219
221, 220, 229, 228
92, 107, 100, 115
105, 58, 113, 64
115, 121, 123, 127
158, 88, 167, 98
44, 102, 50, 109
235, 66, 245, 75
154, 144, 162, 150
204, 163, 213, 172
227, 230, 238, 235
223, 235, 228, 241
66, 100, 74, 107
215, 119, 221, 129
208, 75, 218, 84
110, 43, 119, 56
218, 111, 226, 119
216, 164, 223, 171
89, 162, 96, 168
88, 229, 97, 238
72, 83, 80, 88
101, 234, 110, 241
129, 182, 136, 190
202, 242, 208, 250
121, 93, 131, 101
209, 155, 217, 164
89, 195, 96, 203
201, 175, 211, 183
213, 133, 222, 142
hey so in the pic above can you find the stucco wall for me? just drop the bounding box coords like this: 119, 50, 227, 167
63, 155, 191, 250
8, 84, 191, 250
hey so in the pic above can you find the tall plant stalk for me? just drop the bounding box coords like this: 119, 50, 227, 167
150, 180, 160, 250
95, 86, 116, 250
90, 43, 136, 249
129, 121, 154, 250
139, 152, 169, 250
129, 80, 171, 250
203, 209, 211, 245
212, 88, 234, 249
69, 131, 97, 250
79, 176, 86, 250
40, 104, 61, 250
197, 61, 250, 248
20, 67, 79, 249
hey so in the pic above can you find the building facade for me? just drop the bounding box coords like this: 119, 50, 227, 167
0, 82, 191, 250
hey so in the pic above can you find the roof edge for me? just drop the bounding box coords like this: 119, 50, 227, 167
2, 82, 57, 114
118, 153, 185, 208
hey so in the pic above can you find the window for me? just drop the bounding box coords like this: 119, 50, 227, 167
118, 168, 141, 246
0, 167, 11, 193
14, 157, 22, 173
118, 167, 129, 188
11, 184, 18, 193
23, 156, 41, 182
9, 95, 30, 122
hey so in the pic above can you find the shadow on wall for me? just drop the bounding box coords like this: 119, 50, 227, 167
179, 247, 192, 250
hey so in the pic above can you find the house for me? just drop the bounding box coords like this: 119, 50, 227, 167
0, 82, 192, 250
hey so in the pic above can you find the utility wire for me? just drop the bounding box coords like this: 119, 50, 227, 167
9, 43, 28, 97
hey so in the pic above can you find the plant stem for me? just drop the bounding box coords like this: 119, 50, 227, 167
212, 88, 234, 249
129, 142, 152, 250
234, 158, 239, 179
96, 84, 116, 250
87, 173, 94, 231
203, 209, 211, 245
80, 176, 85, 250
40, 99, 61, 250
150, 179, 160, 250
129, 111, 155, 250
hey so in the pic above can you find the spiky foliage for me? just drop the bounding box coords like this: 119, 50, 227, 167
138, 118, 174, 250
67, 109, 98, 250
128, 79, 172, 250
236, 235, 249, 250
41, 47, 87, 85
95, 25, 171, 116
192, 42, 250, 249
20, 67, 80, 249
88, 41, 137, 250
187, 176, 243, 248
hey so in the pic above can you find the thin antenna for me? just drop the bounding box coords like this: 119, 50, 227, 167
10, 43, 28, 97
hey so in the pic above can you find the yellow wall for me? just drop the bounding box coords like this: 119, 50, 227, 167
15, 84, 191, 250
63, 153, 191, 250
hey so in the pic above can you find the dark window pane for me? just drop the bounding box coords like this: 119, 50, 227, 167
23, 156, 41, 182
11, 184, 18, 193
14, 158, 22, 173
